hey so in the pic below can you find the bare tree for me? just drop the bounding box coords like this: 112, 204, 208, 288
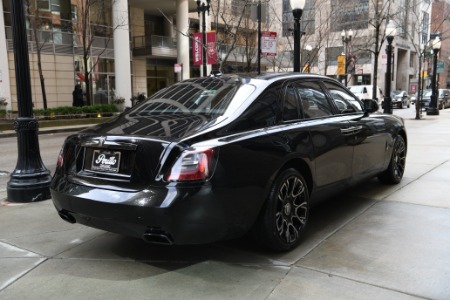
25, 0, 51, 110
75, 0, 125, 105
210, 0, 255, 73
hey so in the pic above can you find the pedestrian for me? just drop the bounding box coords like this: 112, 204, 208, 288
72, 84, 83, 107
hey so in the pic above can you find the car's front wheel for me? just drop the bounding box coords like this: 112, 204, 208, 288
378, 135, 406, 184
252, 169, 309, 251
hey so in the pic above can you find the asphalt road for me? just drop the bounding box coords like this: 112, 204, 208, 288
0, 132, 67, 175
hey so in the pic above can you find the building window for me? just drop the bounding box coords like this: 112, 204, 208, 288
326, 47, 344, 66
71, 5, 78, 23
410, 52, 416, 68
37, 0, 50, 11
330, 0, 369, 31
422, 12, 429, 45
397, 0, 408, 38
231, 0, 251, 17
50, 0, 60, 13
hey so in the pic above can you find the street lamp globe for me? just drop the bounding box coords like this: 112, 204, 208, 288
386, 20, 397, 38
432, 36, 441, 50
290, 0, 306, 11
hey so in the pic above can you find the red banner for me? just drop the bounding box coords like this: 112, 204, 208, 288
192, 32, 203, 66
206, 31, 218, 65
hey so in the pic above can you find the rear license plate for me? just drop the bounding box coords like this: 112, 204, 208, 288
91, 150, 121, 173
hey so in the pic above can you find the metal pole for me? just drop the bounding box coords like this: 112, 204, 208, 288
427, 48, 440, 115
202, 8, 207, 77
344, 41, 348, 87
257, 1, 261, 75
7, 0, 51, 202
383, 36, 393, 114
292, 9, 303, 72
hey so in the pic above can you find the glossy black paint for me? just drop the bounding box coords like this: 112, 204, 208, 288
50, 73, 407, 246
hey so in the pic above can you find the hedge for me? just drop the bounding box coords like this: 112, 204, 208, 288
0, 104, 118, 119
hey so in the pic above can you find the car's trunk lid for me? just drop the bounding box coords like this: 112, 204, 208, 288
63, 134, 182, 191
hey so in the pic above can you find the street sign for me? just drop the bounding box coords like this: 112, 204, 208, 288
437, 61, 445, 74
261, 32, 277, 56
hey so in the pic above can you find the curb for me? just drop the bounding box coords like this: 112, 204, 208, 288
0, 125, 89, 139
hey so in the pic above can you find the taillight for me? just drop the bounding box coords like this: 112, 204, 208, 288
166, 148, 216, 182
56, 148, 64, 168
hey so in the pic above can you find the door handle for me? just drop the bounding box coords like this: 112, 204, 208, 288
340, 126, 362, 135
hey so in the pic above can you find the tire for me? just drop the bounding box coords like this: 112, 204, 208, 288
252, 169, 309, 251
378, 135, 406, 184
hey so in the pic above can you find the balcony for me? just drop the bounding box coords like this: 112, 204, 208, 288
132, 35, 177, 57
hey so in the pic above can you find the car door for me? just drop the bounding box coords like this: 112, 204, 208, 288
291, 80, 354, 188
323, 81, 388, 181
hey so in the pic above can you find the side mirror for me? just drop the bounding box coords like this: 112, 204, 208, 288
363, 99, 379, 114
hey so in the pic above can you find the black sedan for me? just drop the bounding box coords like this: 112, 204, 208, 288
51, 73, 407, 251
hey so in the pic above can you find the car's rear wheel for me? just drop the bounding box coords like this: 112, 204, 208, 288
252, 169, 309, 251
378, 135, 406, 184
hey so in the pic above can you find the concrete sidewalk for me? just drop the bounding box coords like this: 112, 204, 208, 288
1, 109, 450, 299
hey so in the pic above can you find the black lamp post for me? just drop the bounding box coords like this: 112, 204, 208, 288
341, 29, 353, 87
383, 20, 396, 114
290, 0, 305, 72
196, 0, 211, 77
427, 36, 441, 116
7, 0, 51, 202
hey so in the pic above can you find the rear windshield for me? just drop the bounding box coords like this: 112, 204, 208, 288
130, 77, 240, 118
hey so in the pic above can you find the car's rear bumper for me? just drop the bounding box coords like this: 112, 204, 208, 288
50, 178, 262, 245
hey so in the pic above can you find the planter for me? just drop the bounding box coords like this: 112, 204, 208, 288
114, 103, 125, 112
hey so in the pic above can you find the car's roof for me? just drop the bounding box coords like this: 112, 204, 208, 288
179, 73, 336, 87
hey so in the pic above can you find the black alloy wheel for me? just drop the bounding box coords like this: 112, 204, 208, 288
378, 135, 406, 184
253, 169, 309, 251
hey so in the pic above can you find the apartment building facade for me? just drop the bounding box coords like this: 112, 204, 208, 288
0, 0, 432, 111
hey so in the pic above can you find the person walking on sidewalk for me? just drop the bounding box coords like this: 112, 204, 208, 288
72, 84, 83, 107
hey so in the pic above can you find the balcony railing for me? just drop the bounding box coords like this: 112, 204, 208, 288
5, 26, 117, 59
133, 35, 176, 49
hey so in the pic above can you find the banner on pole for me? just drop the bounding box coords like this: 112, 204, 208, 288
337, 55, 346, 75
206, 31, 218, 65
192, 32, 203, 66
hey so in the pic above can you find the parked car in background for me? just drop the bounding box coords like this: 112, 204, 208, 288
382, 90, 410, 109
348, 85, 383, 103
51, 73, 407, 252
420, 89, 450, 110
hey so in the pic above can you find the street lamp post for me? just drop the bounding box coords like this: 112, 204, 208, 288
7, 0, 51, 202
427, 36, 441, 115
341, 29, 353, 87
290, 0, 305, 72
196, 0, 211, 77
305, 44, 312, 73
383, 20, 396, 114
